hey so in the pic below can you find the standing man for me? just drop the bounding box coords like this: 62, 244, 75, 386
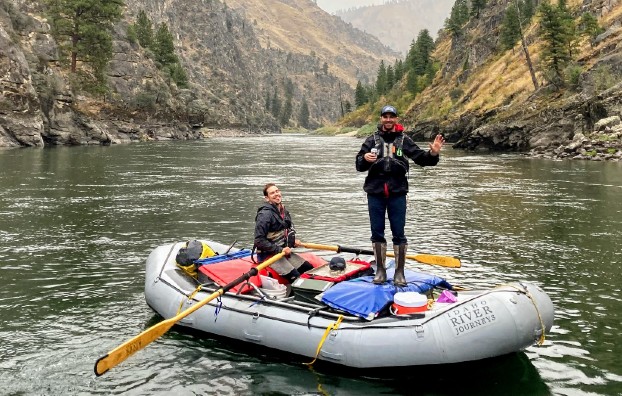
254, 183, 313, 283
355, 105, 445, 286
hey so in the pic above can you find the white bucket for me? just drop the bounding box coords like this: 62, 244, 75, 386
259, 286, 287, 300
392, 292, 428, 315
259, 275, 287, 299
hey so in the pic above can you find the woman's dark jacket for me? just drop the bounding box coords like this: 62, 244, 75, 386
355, 125, 439, 196
254, 203, 296, 255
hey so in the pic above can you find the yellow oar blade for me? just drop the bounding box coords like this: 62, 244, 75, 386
94, 315, 179, 376
409, 254, 461, 268
301, 242, 461, 268
94, 252, 285, 376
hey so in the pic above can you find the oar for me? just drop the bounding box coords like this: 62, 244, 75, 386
301, 242, 461, 268
94, 251, 285, 376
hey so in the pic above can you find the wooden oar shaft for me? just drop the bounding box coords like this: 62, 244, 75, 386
301, 242, 461, 268
94, 251, 285, 376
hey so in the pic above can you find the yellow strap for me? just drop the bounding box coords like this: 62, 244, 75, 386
427, 298, 434, 309
500, 284, 547, 346
304, 315, 344, 367
176, 285, 203, 315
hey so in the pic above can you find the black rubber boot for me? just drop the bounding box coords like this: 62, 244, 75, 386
372, 242, 387, 284
283, 269, 301, 283
297, 261, 314, 274
393, 244, 407, 287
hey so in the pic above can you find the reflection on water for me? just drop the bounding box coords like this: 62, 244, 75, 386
0, 136, 621, 395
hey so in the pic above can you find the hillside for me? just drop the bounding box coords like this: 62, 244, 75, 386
224, 0, 401, 86
336, 0, 454, 55
341, 0, 622, 161
0, 0, 399, 147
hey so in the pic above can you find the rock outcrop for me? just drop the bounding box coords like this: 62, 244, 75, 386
1, 0, 395, 148
406, 0, 622, 162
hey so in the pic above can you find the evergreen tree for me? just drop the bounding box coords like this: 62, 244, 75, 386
557, 0, 578, 57
386, 65, 395, 90
265, 91, 271, 111
411, 29, 435, 76
471, 0, 487, 18
344, 100, 352, 113
135, 10, 153, 48
394, 59, 404, 82
579, 12, 604, 43
446, 0, 469, 36
354, 80, 367, 107
405, 39, 416, 66
167, 63, 188, 88
47, 0, 123, 76
270, 89, 281, 118
153, 22, 178, 66
406, 69, 418, 94
280, 96, 292, 126
500, 3, 521, 50
539, 0, 572, 85
375, 60, 387, 95
521, 0, 535, 19
298, 98, 310, 128
366, 85, 378, 104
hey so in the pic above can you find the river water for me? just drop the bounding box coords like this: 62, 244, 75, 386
0, 135, 621, 395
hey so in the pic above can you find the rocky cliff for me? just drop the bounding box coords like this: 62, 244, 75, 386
404, 0, 622, 161
0, 0, 398, 148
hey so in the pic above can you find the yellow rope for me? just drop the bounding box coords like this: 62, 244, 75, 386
500, 284, 547, 346
304, 315, 344, 367
176, 285, 203, 315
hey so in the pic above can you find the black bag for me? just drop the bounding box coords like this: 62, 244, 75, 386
175, 240, 216, 277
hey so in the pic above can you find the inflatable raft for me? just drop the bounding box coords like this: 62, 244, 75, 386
144, 240, 554, 368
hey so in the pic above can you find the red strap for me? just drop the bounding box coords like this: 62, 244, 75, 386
384, 183, 389, 198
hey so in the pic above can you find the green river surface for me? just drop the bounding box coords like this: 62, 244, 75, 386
0, 135, 621, 395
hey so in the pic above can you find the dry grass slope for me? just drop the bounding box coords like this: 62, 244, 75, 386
225, 0, 400, 87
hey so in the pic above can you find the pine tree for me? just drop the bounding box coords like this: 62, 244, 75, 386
135, 10, 153, 48
354, 80, 367, 107
271, 89, 281, 118
471, 0, 487, 18
446, 0, 469, 36
344, 101, 352, 113
280, 97, 292, 126
386, 65, 395, 90
265, 91, 271, 111
557, 0, 578, 57
521, 0, 535, 19
298, 98, 310, 128
47, 0, 123, 75
411, 29, 435, 77
579, 12, 604, 44
375, 60, 387, 95
500, 3, 521, 50
167, 63, 188, 88
539, 0, 572, 85
394, 59, 404, 82
406, 69, 418, 94
153, 23, 178, 66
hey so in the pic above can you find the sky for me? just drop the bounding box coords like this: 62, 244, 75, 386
315, 0, 385, 14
